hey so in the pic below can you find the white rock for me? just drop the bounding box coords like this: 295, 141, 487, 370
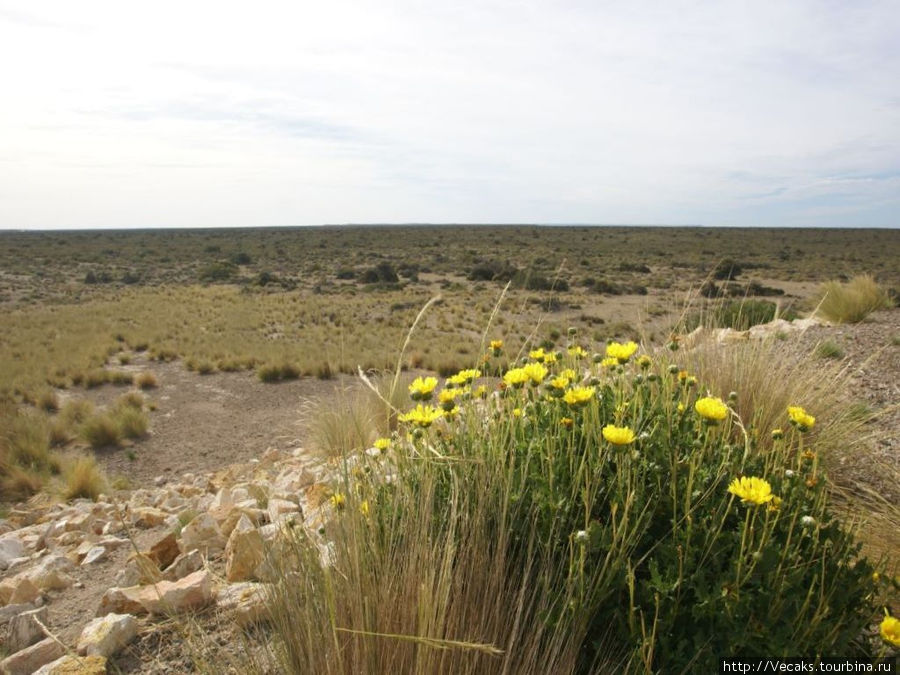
0, 637, 64, 675
0, 536, 25, 571
81, 546, 108, 565
216, 582, 270, 627
6, 605, 48, 653
180, 513, 225, 555
77, 612, 138, 657
225, 515, 264, 582
26, 554, 76, 591
162, 549, 204, 581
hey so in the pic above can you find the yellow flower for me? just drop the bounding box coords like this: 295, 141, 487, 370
695, 396, 729, 422
637, 354, 652, 370
409, 376, 438, 400
602, 424, 635, 446
448, 368, 480, 386
359, 500, 370, 517
880, 614, 900, 647
788, 405, 815, 431
559, 368, 577, 381
677, 403, 685, 414
563, 386, 595, 408
544, 352, 558, 364
600, 357, 619, 369
677, 370, 689, 382
373, 437, 390, 451
767, 496, 783, 512
398, 404, 444, 428
568, 345, 587, 359
522, 362, 548, 385
438, 387, 466, 410
490, 339, 503, 351
330, 493, 346, 510
560, 417, 574, 428
529, 347, 547, 362
512, 407, 522, 418
606, 341, 638, 363
474, 385, 488, 399
727, 476, 775, 506
548, 375, 570, 391
503, 367, 529, 388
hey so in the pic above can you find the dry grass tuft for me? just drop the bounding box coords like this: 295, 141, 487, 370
60, 453, 106, 501
814, 274, 892, 324
133, 370, 159, 389
79, 413, 122, 448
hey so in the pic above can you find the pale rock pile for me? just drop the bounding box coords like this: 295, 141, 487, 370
681, 316, 827, 348
0, 447, 339, 674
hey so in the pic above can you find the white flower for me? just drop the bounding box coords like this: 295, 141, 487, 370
801, 515, 816, 526
785, 469, 795, 478
574, 530, 589, 543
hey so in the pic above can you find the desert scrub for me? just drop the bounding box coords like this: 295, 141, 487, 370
256, 362, 301, 383
814, 274, 892, 323
815, 339, 844, 359
112, 405, 149, 439
133, 370, 159, 389
79, 413, 122, 448
60, 454, 106, 501
272, 341, 885, 674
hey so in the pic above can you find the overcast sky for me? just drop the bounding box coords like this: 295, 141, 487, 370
1, 1, 898, 229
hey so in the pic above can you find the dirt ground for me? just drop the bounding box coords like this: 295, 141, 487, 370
63, 358, 353, 489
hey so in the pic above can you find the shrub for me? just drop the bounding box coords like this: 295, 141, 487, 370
815, 340, 845, 360
59, 398, 95, 427
712, 258, 742, 280
199, 261, 238, 282
36, 390, 59, 412
814, 274, 892, 324
261, 344, 882, 673
117, 391, 145, 410
257, 362, 301, 383
112, 405, 149, 439
133, 371, 159, 389
60, 454, 106, 501
79, 413, 121, 448
360, 262, 399, 284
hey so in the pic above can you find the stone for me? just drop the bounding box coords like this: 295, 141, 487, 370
131, 507, 167, 528
114, 554, 161, 588
99, 570, 213, 616
216, 582, 270, 627
6, 606, 49, 653
97, 588, 145, 616
8, 577, 41, 605
161, 549, 203, 581
77, 612, 137, 657
26, 554, 76, 591
34, 654, 107, 674
80, 546, 107, 566
0, 637, 65, 675
146, 532, 179, 570
0, 536, 25, 571
0, 603, 39, 629
225, 515, 264, 582
266, 498, 299, 524
180, 513, 225, 555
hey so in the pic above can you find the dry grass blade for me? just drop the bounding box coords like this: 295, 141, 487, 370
334, 627, 504, 656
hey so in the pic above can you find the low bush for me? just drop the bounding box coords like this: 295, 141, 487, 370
60, 454, 106, 501
257, 362, 301, 383
260, 342, 885, 673
79, 413, 122, 448
112, 405, 148, 439
133, 371, 159, 389
814, 274, 892, 324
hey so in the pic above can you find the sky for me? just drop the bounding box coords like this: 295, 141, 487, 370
1, 1, 898, 229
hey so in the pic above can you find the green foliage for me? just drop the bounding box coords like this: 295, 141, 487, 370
303, 348, 881, 673
199, 261, 238, 282
815, 340, 845, 359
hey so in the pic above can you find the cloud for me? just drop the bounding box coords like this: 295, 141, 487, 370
0, 0, 898, 228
